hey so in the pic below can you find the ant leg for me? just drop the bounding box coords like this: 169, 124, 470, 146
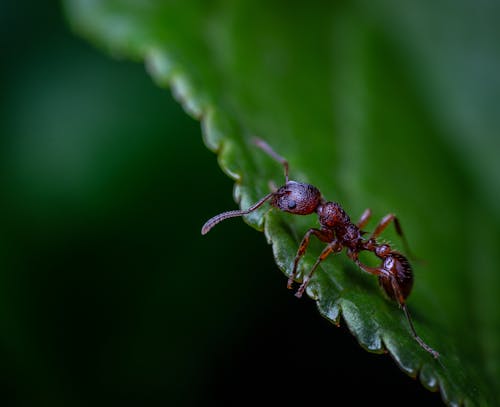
355, 260, 439, 358
295, 240, 341, 298
370, 213, 399, 239
370, 214, 414, 258
253, 138, 289, 183
354, 259, 382, 277
390, 279, 440, 359
356, 208, 372, 230
289, 228, 332, 289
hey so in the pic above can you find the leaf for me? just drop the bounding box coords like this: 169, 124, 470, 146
64, 1, 500, 405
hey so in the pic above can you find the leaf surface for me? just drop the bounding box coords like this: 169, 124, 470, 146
64, 1, 500, 405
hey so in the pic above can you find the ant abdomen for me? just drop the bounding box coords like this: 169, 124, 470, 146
379, 253, 414, 303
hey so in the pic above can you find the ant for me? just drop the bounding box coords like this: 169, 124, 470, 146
202, 138, 439, 359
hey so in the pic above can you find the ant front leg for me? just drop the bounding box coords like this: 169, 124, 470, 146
295, 240, 341, 298
289, 228, 332, 289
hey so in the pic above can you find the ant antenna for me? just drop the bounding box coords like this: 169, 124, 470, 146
201, 138, 290, 236
253, 138, 289, 183
201, 192, 274, 235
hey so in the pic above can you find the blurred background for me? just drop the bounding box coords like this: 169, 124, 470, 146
0, 2, 444, 406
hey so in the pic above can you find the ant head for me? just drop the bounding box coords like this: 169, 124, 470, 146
271, 181, 322, 215
202, 139, 323, 235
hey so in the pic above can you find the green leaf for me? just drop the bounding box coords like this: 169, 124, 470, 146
64, 1, 500, 405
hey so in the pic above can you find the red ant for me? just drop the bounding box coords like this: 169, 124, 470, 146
202, 138, 439, 359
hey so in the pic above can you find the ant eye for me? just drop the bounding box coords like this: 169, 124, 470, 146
288, 200, 297, 209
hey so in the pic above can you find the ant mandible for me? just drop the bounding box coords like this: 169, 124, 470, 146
202, 138, 439, 359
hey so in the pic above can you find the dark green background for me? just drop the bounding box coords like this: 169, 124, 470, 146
0, 2, 442, 405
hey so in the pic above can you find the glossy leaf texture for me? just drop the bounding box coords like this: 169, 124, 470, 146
64, 1, 500, 405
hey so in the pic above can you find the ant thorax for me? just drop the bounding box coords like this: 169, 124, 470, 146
316, 201, 350, 228
317, 202, 362, 249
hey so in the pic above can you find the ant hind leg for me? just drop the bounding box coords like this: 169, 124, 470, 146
356, 208, 372, 230
389, 278, 440, 359
355, 264, 440, 359
370, 213, 416, 259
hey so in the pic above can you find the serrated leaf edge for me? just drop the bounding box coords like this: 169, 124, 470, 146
63, 34, 476, 405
